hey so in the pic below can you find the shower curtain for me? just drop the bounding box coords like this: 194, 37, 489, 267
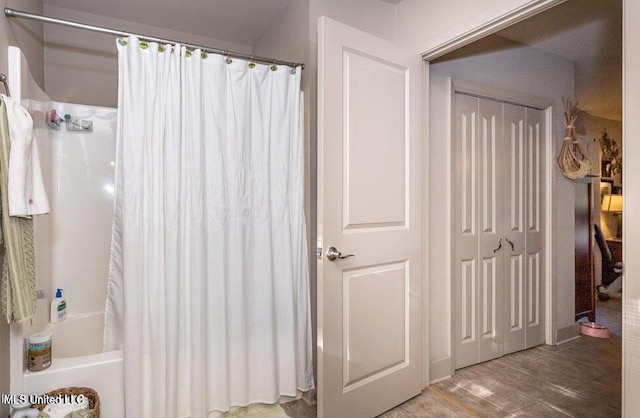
104, 37, 313, 417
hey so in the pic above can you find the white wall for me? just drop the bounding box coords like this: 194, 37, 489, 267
43, 5, 253, 107
428, 35, 575, 381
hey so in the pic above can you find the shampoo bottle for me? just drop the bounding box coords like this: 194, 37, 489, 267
50, 288, 67, 323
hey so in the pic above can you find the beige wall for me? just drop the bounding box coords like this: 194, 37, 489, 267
1, 0, 45, 86
0, 2, 44, 414
43, 5, 253, 107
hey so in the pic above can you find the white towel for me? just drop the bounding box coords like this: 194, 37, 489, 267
0, 95, 50, 217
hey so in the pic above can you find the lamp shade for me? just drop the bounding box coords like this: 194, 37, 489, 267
602, 194, 623, 212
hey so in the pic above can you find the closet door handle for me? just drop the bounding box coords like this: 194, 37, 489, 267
505, 238, 515, 251
493, 239, 503, 253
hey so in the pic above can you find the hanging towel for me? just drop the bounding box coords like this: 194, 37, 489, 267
0, 94, 50, 217
0, 98, 36, 323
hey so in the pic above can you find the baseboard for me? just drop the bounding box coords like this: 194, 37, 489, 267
556, 323, 580, 344
429, 356, 453, 384
302, 389, 317, 407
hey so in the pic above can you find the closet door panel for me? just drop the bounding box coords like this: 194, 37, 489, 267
454, 94, 481, 368
503, 103, 527, 354
524, 107, 546, 348
477, 98, 504, 363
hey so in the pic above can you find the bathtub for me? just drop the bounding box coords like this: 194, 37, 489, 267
23, 312, 124, 418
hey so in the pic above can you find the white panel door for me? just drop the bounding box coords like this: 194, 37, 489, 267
317, 16, 423, 418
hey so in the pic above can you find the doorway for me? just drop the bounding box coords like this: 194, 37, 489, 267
424, 0, 624, 412
425, 2, 619, 382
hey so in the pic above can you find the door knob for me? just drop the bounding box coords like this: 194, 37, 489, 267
326, 246, 355, 262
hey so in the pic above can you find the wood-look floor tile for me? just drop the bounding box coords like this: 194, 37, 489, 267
376, 404, 417, 417
400, 391, 474, 417
281, 399, 317, 418
542, 391, 621, 418
460, 376, 537, 412
569, 380, 621, 412
508, 401, 573, 417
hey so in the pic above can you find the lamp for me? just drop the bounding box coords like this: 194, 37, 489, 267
602, 193, 623, 238
602, 194, 623, 212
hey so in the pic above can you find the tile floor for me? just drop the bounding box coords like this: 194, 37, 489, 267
283, 297, 622, 418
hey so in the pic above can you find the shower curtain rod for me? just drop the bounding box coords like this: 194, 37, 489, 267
4, 7, 305, 69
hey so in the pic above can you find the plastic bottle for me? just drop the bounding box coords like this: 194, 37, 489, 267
50, 288, 67, 323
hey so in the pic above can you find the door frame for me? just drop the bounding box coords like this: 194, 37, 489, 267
448, 79, 555, 370
419, 0, 565, 383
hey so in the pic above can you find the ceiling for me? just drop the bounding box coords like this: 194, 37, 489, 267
43, 0, 295, 46
497, 0, 622, 121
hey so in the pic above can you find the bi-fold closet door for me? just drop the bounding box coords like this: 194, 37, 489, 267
454, 93, 545, 370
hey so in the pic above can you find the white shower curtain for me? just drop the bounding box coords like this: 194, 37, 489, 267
104, 37, 313, 417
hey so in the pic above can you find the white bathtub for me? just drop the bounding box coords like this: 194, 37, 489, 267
23, 312, 124, 418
